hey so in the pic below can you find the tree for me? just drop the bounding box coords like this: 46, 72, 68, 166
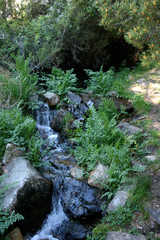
95, 0, 160, 64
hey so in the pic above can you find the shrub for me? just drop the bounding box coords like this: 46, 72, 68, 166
85, 66, 131, 97
0, 175, 24, 236
0, 105, 36, 161
95, 0, 160, 66
72, 100, 132, 194
40, 67, 77, 96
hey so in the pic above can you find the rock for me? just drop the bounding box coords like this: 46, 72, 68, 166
70, 166, 84, 180
43, 92, 60, 106
68, 103, 88, 120
148, 208, 160, 226
59, 177, 102, 221
67, 91, 82, 105
145, 155, 157, 162
106, 231, 147, 240
80, 93, 102, 109
107, 93, 134, 113
107, 190, 129, 212
52, 219, 89, 240
117, 122, 142, 136
88, 163, 109, 189
8, 227, 23, 240
2, 143, 24, 165
50, 108, 67, 132
1, 156, 53, 232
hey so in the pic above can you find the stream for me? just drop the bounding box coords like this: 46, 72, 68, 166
27, 100, 102, 240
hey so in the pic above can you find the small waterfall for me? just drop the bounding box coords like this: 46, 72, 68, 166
36, 102, 50, 128
28, 102, 68, 240
29, 195, 68, 240
35, 102, 59, 146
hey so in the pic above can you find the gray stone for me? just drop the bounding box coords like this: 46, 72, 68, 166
117, 122, 142, 136
2, 143, 24, 165
107, 190, 129, 212
67, 91, 82, 105
106, 231, 147, 240
70, 166, 84, 180
88, 163, 109, 189
1, 156, 52, 232
148, 208, 160, 225
43, 92, 60, 106
145, 155, 157, 162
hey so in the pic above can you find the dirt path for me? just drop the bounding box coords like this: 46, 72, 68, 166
130, 69, 160, 131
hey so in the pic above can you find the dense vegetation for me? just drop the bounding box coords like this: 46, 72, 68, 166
0, 0, 160, 239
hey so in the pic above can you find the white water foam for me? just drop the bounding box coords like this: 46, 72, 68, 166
28, 199, 68, 240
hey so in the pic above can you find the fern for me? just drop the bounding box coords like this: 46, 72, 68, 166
0, 208, 24, 235
40, 67, 77, 96
0, 175, 24, 235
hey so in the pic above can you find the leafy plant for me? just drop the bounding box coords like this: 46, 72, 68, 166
13, 55, 38, 104
132, 94, 151, 114
72, 101, 133, 194
0, 104, 36, 161
0, 175, 24, 236
40, 67, 77, 96
88, 175, 151, 240
25, 134, 52, 167
85, 66, 131, 97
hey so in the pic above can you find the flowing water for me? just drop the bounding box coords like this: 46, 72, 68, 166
28, 102, 67, 240
29, 195, 68, 240
28, 101, 101, 240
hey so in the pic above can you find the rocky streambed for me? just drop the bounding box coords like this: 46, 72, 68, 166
1, 90, 152, 240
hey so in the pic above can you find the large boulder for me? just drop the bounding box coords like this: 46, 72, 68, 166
106, 231, 146, 240
59, 177, 102, 221
1, 155, 53, 232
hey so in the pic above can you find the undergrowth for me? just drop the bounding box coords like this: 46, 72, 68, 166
87, 175, 151, 240
0, 175, 24, 236
40, 67, 78, 96
0, 104, 36, 161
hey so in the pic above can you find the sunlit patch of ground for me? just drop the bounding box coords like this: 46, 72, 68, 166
130, 69, 160, 131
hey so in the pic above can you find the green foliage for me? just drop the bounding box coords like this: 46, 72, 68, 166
89, 175, 151, 240
85, 66, 131, 97
0, 175, 24, 235
87, 223, 109, 240
0, 56, 38, 108
95, 0, 160, 66
0, 105, 36, 160
25, 134, 52, 167
13, 55, 38, 103
132, 95, 152, 114
72, 100, 132, 194
40, 67, 77, 96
